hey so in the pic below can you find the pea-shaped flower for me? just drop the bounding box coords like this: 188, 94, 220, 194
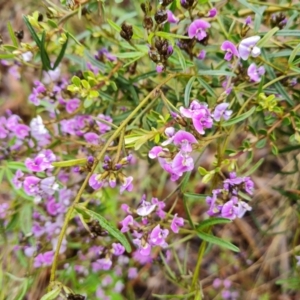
238, 36, 261, 60
188, 19, 211, 41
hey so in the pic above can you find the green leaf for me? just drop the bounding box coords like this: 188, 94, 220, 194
243, 158, 264, 176
183, 192, 208, 201
262, 49, 294, 106
7, 161, 28, 172
75, 205, 132, 252
288, 43, 300, 65
198, 166, 208, 176
196, 77, 217, 97
184, 76, 196, 107
197, 231, 240, 252
254, 6, 266, 32
40, 288, 61, 300
72, 76, 81, 87
183, 195, 195, 229
197, 218, 232, 230
222, 106, 256, 127
52, 158, 87, 167
255, 138, 267, 149
238, 0, 261, 15
107, 19, 121, 33
40, 31, 51, 71
257, 27, 279, 48
114, 52, 145, 58
198, 70, 235, 77
155, 31, 191, 40
53, 32, 69, 69
7, 22, 18, 47
0, 53, 15, 59
174, 46, 187, 71
275, 30, 300, 37
23, 16, 41, 48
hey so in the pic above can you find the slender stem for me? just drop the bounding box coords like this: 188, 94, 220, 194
49, 73, 176, 286
190, 240, 207, 296
114, 128, 125, 164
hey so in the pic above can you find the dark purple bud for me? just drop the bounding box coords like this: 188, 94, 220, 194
154, 10, 168, 25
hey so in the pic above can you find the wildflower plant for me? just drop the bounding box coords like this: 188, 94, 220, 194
0, 0, 300, 299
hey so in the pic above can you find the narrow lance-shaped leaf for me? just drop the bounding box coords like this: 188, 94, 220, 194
7, 22, 19, 47
53, 32, 69, 69
23, 16, 42, 48
40, 31, 51, 71
197, 231, 240, 252
184, 76, 196, 107
75, 205, 132, 252
222, 106, 256, 127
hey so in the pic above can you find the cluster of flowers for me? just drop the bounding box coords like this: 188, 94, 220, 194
119, 195, 184, 262
0, 112, 51, 158
70, 244, 138, 299
212, 278, 239, 300
149, 100, 232, 181
206, 172, 254, 220
89, 154, 134, 194
221, 35, 265, 83
13, 149, 58, 203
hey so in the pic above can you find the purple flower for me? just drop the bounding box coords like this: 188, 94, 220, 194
238, 36, 261, 60
13, 170, 24, 189
207, 8, 217, 18
89, 174, 103, 190
247, 63, 265, 82
119, 176, 133, 194
14, 124, 30, 139
136, 200, 156, 217
96, 114, 113, 133
180, 101, 213, 135
40, 176, 59, 195
148, 146, 168, 159
245, 16, 252, 25
66, 98, 80, 113
171, 214, 184, 233
167, 10, 179, 23
221, 41, 239, 61
212, 103, 232, 122
84, 132, 99, 144
128, 267, 138, 279
120, 215, 136, 233
236, 201, 252, 218
25, 150, 55, 172
173, 130, 197, 153
96, 48, 117, 62
188, 19, 211, 41
156, 64, 164, 73
33, 251, 54, 268
23, 176, 41, 196
133, 238, 152, 256
221, 199, 238, 220
149, 225, 169, 247
92, 258, 112, 271
171, 152, 194, 177
112, 243, 125, 256
197, 50, 206, 60
0, 203, 9, 219
151, 197, 166, 219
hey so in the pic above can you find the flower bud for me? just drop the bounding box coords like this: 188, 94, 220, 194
120, 23, 133, 41
141, 3, 152, 14
143, 16, 154, 30
154, 10, 168, 25
160, 0, 174, 6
